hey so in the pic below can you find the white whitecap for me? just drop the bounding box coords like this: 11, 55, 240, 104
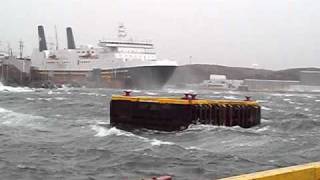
0, 82, 34, 93
54, 97, 66, 100
0, 107, 45, 127
91, 125, 134, 137
0, 107, 10, 113
131, 90, 141, 93
145, 92, 158, 96
272, 93, 294, 97
38, 98, 52, 101
150, 139, 174, 146
91, 125, 175, 146
261, 106, 271, 111
261, 119, 271, 122
256, 100, 268, 103
226, 91, 240, 94
212, 92, 221, 95
80, 92, 100, 96
255, 126, 271, 132
166, 89, 194, 94
223, 96, 238, 100
187, 124, 221, 132
96, 121, 109, 125
304, 95, 314, 99
186, 146, 202, 150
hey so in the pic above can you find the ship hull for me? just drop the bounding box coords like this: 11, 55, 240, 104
31, 65, 176, 89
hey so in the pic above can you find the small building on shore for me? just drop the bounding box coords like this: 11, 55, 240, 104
243, 79, 300, 91
201, 74, 243, 90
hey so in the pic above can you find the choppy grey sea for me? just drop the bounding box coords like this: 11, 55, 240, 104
0, 84, 319, 180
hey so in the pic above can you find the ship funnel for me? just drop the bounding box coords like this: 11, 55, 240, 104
38, 25, 48, 52
66, 27, 76, 49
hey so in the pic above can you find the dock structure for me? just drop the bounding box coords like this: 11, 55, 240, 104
219, 162, 320, 180
110, 92, 261, 131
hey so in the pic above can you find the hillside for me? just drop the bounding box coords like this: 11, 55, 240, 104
168, 64, 320, 84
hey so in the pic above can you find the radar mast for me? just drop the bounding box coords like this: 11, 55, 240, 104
118, 23, 127, 39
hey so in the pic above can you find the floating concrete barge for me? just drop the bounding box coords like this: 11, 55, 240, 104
110, 92, 261, 131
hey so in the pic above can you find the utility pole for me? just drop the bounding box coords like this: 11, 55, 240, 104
189, 56, 192, 64
19, 40, 24, 59
0, 41, 2, 82
54, 25, 59, 50
7, 43, 11, 56
5, 43, 10, 83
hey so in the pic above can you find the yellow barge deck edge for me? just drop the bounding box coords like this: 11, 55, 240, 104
111, 95, 259, 106
219, 162, 320, 180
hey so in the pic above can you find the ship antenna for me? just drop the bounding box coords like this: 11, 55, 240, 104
118, 23, 127, 39
19, 40, 24, 59
189, 56, 192, 64
54, 25, 59, 50
7, 43, 13, 57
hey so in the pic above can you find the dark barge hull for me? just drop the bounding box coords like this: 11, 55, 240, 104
110, 95, 261, 131
30, 65, 176, 89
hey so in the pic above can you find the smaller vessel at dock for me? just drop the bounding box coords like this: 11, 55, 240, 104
110, 92, 261, 131
0, 51, 9, 61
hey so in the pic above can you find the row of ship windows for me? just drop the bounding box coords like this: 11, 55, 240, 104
116, 54, 155, 59
47, 61, 70, 64
47, 61, 90, 64
77, 50, 154, 55
118, 49, 144, 53
79, 61, 91, 64
77, 51, 95, 54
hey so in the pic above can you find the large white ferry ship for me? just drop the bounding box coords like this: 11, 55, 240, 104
31, 25, 177, 89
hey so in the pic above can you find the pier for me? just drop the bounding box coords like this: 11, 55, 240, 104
219, 162, 320, 180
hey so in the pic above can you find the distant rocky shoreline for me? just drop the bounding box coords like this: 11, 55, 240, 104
168, 64, 320, 85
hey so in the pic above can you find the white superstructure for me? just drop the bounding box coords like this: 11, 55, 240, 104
30, 25, 177, 89
31, 25, 177, 72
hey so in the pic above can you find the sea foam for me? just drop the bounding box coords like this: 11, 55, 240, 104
0, 107, 45, 127
261, 106, 272, 111
91, 125, 174, 146
0, 82, 34, 93
91, 125, 134, 137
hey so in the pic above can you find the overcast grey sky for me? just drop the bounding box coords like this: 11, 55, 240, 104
0, 0, 319, 69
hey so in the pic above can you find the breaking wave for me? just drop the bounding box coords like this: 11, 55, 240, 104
91, 125, 134, 137
223, 96, 238, 100
145, 92, 158, 96
0, 82, 34, 92
261, 106, 272, 111
0, 107, 46, 128
90, 125, 174, 146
